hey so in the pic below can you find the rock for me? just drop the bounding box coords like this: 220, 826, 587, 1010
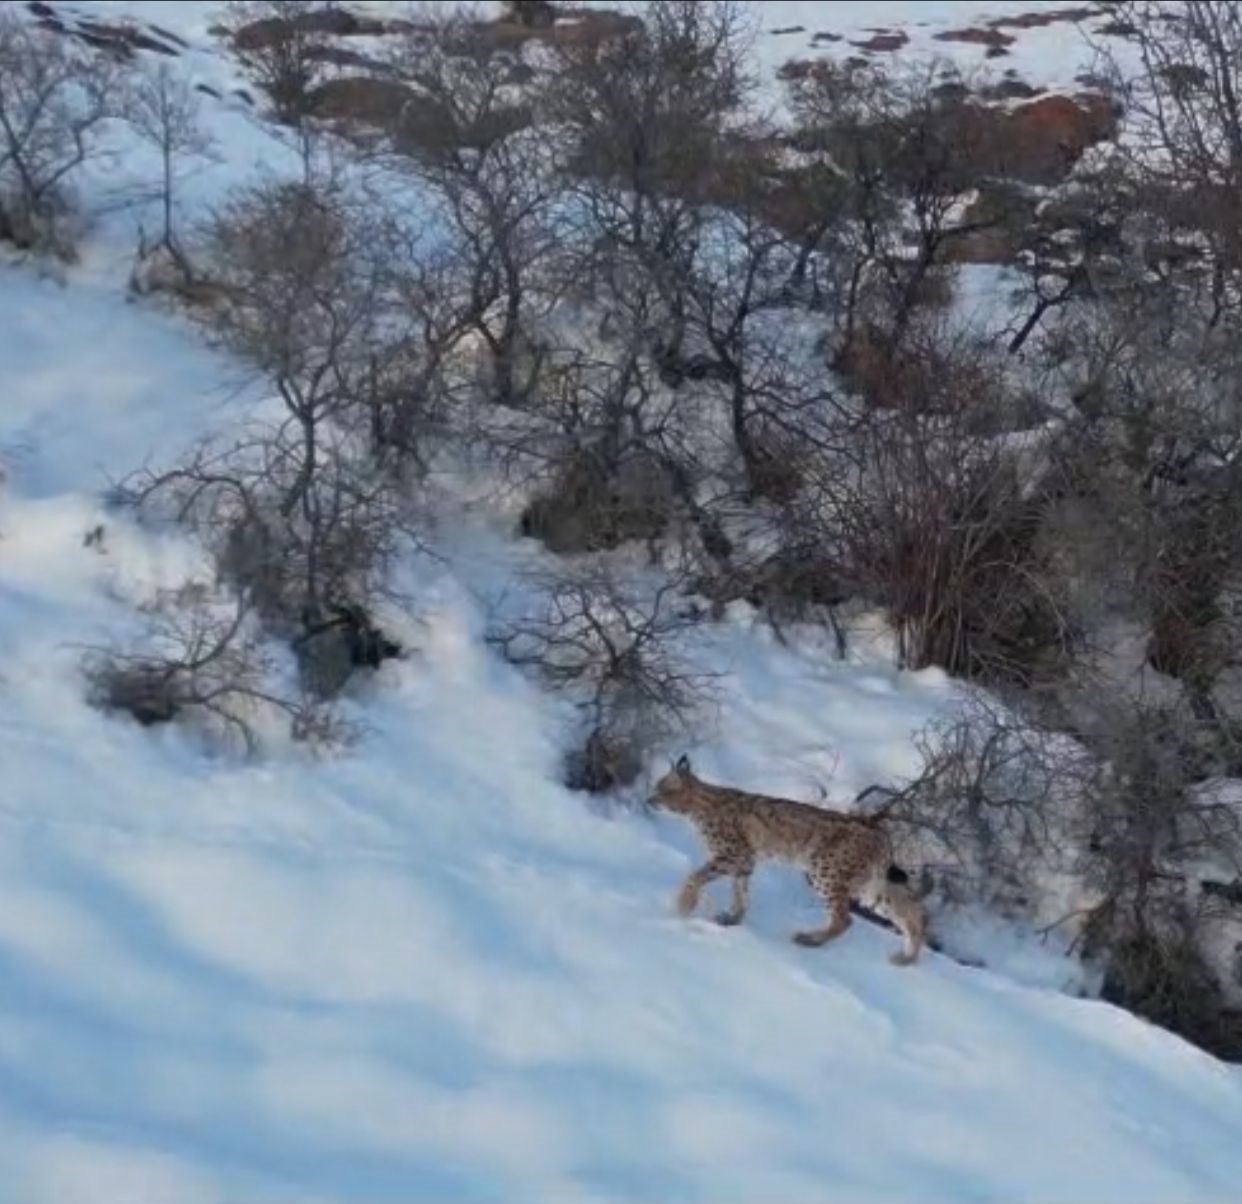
1001, 92, 1119, 184
935, 26, 1015, 50
851, 29, 908, 52
297, 605, 402, 699
308, 76, 415, 127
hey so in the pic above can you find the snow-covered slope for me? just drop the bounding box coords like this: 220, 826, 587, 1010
3, 4, 1242, 1202
751, 1, 1114, 86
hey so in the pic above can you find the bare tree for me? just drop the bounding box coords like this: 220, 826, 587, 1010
490, 563, 717, 791
1073, 695, 1242, 1056
799, 335, 1072, 685
382, 12, 563, 408
122, 178, 418, 692
861, 697, 1094, 912
0, 9, 123, 251
223, 0, 335, 125
547, 0, 755, 374
782, 58, 1000, 362
127, 60, 215, 274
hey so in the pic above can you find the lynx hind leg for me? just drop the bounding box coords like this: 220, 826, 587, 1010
879, 880, 925, 966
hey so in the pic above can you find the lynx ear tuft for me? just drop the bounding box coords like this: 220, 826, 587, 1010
675, 754, 692, 775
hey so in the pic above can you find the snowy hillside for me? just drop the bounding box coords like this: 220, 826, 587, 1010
3, 2, 1242, 1202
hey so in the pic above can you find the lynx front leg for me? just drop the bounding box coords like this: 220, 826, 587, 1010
714, 869, 752, 927
794, 871, 852, 947
675, 857, 732, 917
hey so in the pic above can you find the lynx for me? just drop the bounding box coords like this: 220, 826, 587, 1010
650, 756, 924, 965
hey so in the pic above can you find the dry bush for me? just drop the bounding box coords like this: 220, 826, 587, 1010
783, 58, 1003, 353
84, 585, 348, 755
544, 0, 756, 390
519, 443, 678, 555
121, 179, 420, 692
492, 346, 693, 557
862, 696, 1093, 915
126, 59, 215, 286
1074, 697, 1242, 1056
803, 346, 1072, 686
0, 8, 124, 253
122, 423, 409, 692
489, 564, 716, 792
381, 12, 561, 409
222, 0, 337, 123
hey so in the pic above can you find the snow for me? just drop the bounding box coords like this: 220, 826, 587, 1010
3, 4, 1242, 1202
4, 248, 1242, 1202
750, 1, 1112, 90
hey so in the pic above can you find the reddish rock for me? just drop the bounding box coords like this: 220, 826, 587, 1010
972, 92, 1118, 185
851, 29, 908, 52
232, 8, 391, 52
989, 7, 1100, 31
935, 26, 1015, 50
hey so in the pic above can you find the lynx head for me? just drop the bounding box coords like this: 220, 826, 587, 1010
649, 754, 698, 813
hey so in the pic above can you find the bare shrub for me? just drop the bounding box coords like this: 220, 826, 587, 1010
381, 12, 562, 409
783, 58, 1002, 354
123, 422, 409, 688
1074, 696, 1242, 1055
0, 9, 124, 253
222, 0, 336, 124
122, 179, 419, 693
84, 584, 347, 755
519, 443, 678, 555
863, 696, 1094, 916
489, 564, 716, 792
803, 341, 1072, 686
491, 346, 691, 556
1099, 922, 1242, 1058
127, 59, 215, 287
545, 0, 755, 383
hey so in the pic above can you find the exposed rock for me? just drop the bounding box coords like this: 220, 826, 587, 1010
504, 0, 557, 29
72, 16, 180, 56
935, 26, 1015, 51
296, 604, 402, 700
946, 92, 1120, 187
1000, 92, 1119, 184
308, 76, 415, 127
984, 74, 1042, 101
851, 29, 908, 52
989, 7, 1101, 31
149, 22, 190, 49
231, 7, 393, 52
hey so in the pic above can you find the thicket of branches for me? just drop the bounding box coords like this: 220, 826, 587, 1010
16, 0, 1242, 1056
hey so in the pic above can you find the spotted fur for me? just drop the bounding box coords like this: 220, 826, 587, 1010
650, 756, 925, 965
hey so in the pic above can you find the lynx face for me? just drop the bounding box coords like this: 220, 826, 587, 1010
648, 756, 697, 813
